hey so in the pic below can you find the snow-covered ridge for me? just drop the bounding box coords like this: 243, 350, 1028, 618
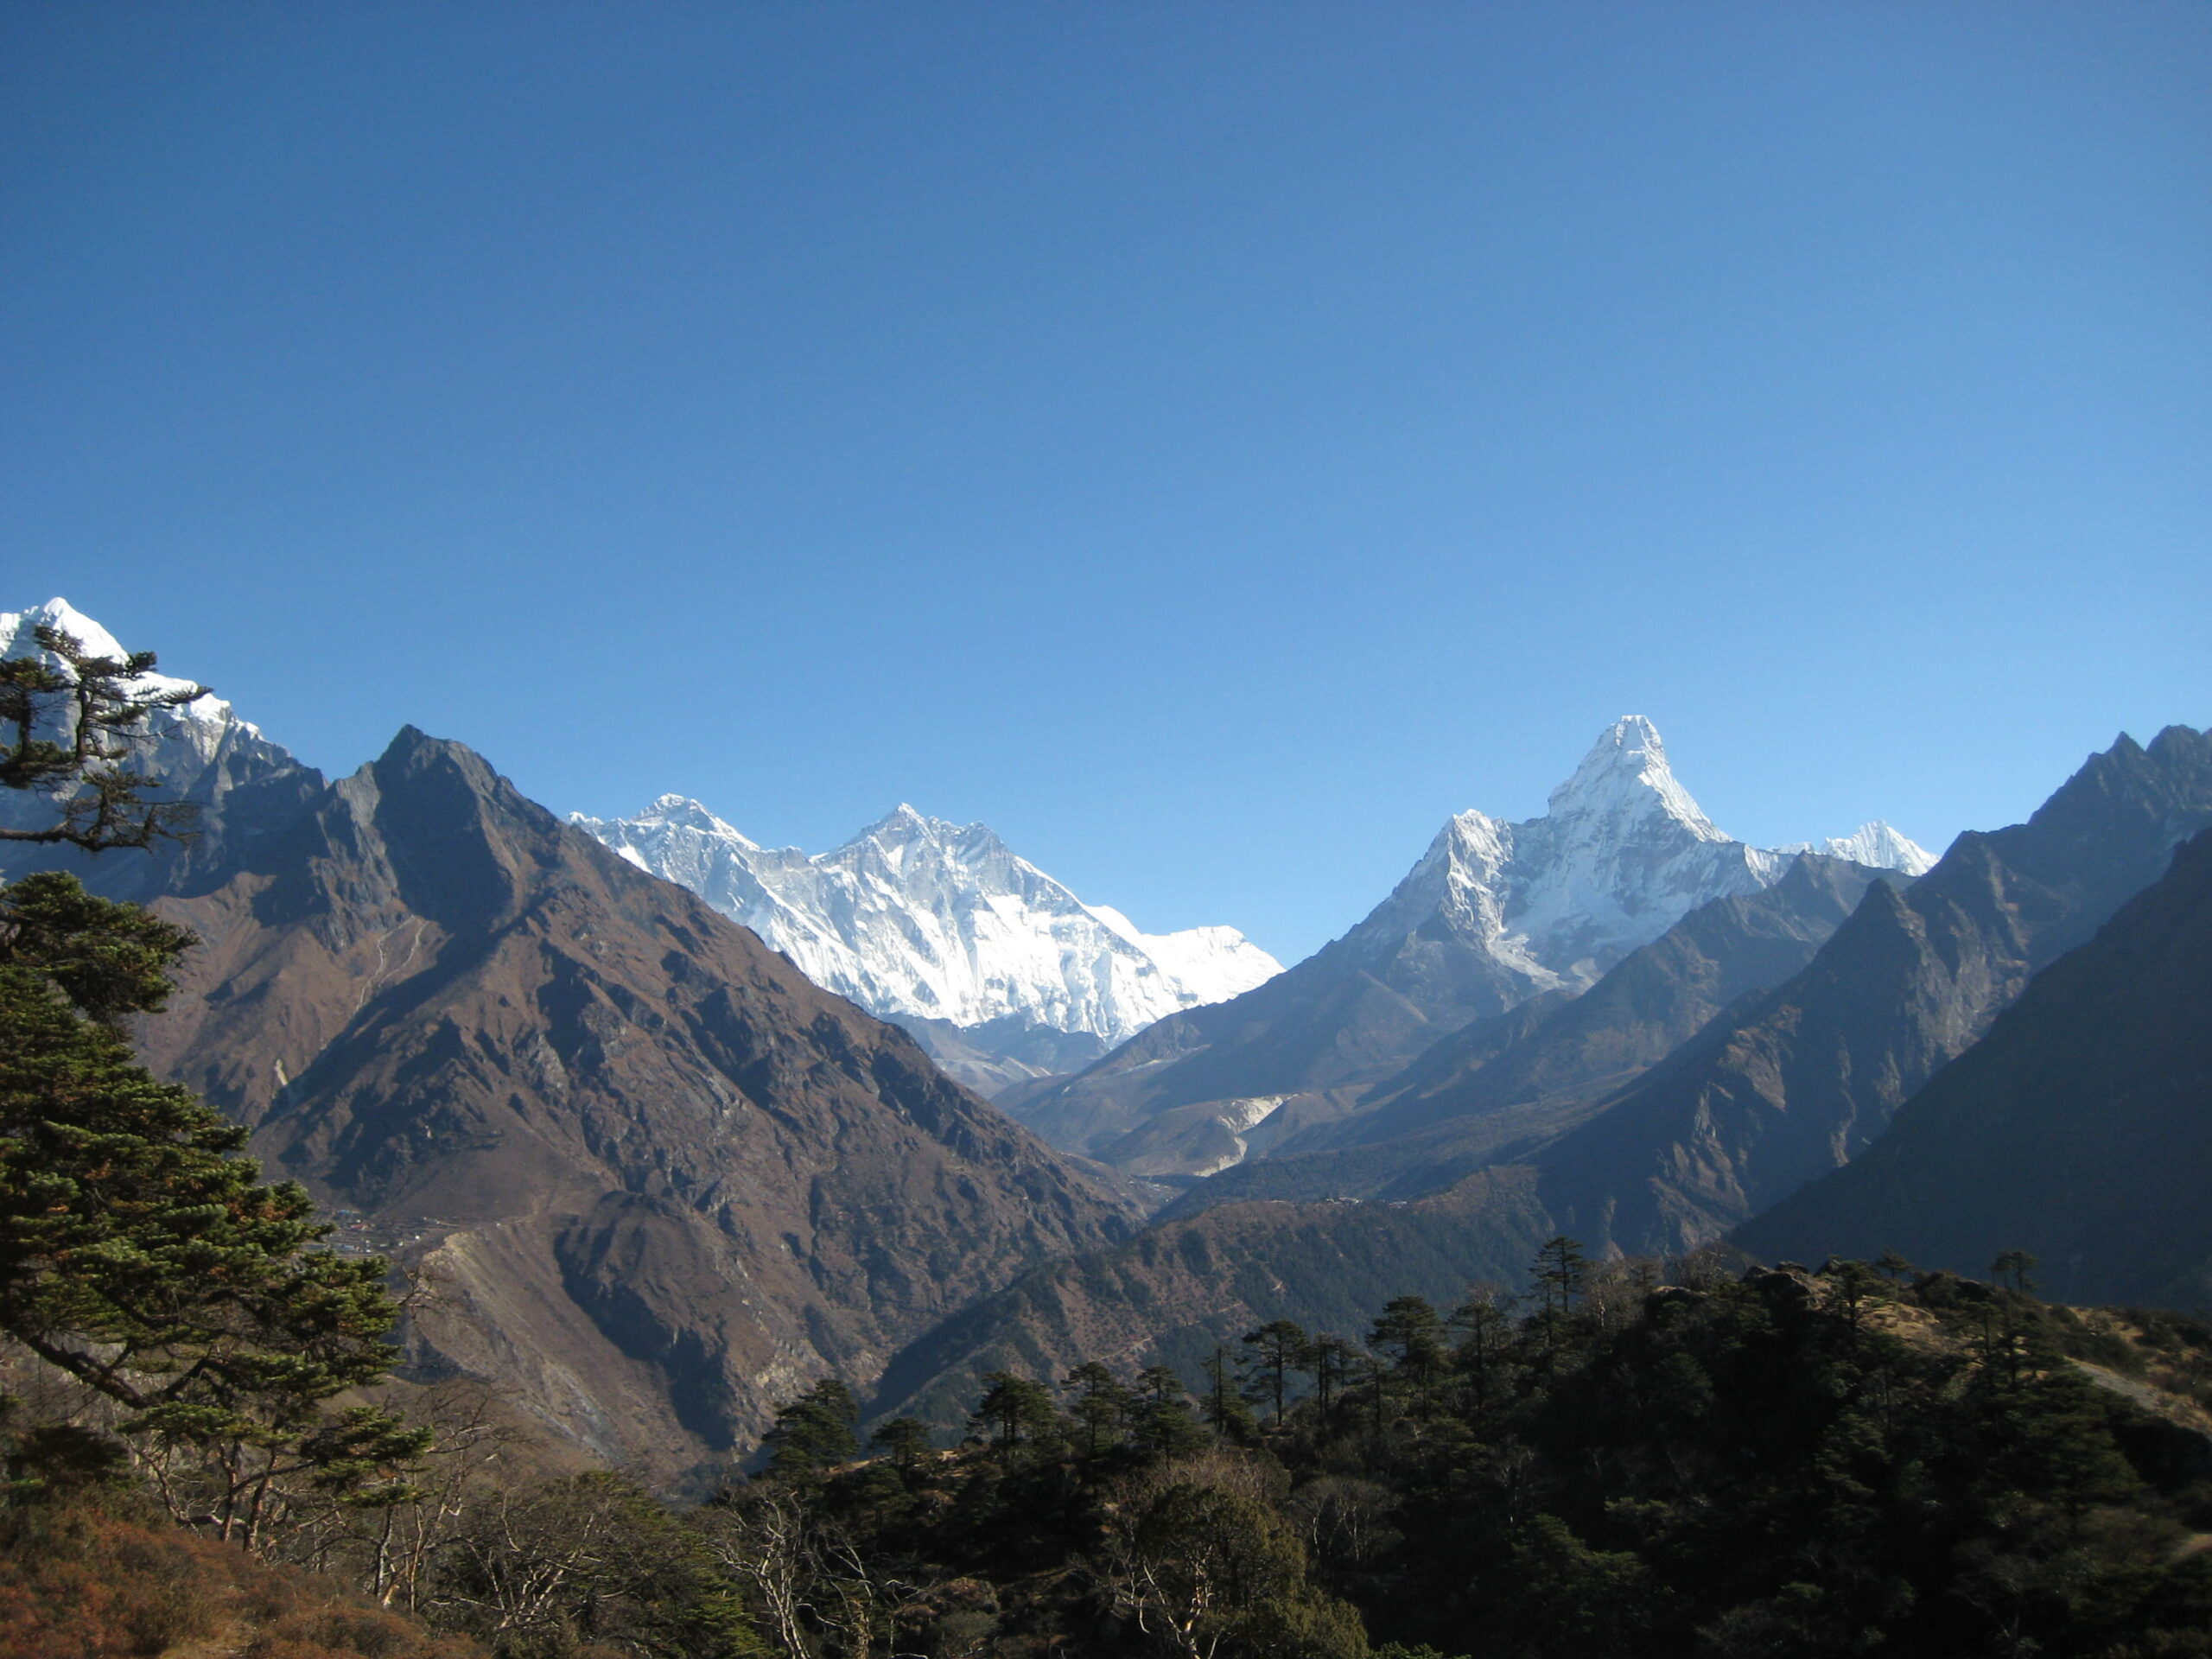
1343, 716, 1925, 995
1, 599, 313, 859
0, 597, 261, 771
1781, 821, 1937, 877
573, 795, 1283, 1046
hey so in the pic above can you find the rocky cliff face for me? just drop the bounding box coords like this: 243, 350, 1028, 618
31, 713, 1134, 1478
1001, 718, 1924, 1178
1735, 828, 2212, 1309
572, 795, 1281, 1091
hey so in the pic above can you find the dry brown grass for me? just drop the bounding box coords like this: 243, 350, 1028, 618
0, 1491, 482, 1659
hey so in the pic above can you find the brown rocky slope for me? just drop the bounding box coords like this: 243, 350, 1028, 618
105, 728, 1133, 1479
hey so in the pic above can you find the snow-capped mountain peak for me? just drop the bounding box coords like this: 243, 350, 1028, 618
2, 599, 308, 859
1782, 821, 1937, 877
573, 797, 1283, 1054
639, 794, 757, 842
0, 597, 238, 734
1343, 716, 1825, 995
1546, 714, 1729, 844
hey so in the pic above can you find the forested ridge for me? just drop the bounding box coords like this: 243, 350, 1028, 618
9, 893, 2212, 1658
720, 1249, 2212, 1658
11, 1232, 2212, 1656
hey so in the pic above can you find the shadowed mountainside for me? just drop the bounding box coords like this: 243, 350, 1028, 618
1166, 851, 1904, 1211
1736, 828, 2212, 1309
1534, 723, 2212, 1257
996, 717, 1834, 1178
874, 729, 2212, 1417
868, 1171, 1552, 1428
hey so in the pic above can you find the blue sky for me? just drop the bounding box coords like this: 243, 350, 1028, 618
4, 3, 2207, 961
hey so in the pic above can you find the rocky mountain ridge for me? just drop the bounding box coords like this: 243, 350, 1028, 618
1532, 721, 2212, 1259
1166, 849, 1910, 1210
118, 729, 1135, 1478
1000, 716, 1929, 1179
25, 598, 2198, 1484
1736, 824, 2212, 1307
873, 726, 2212, 1417
3, 601, 1138, 1478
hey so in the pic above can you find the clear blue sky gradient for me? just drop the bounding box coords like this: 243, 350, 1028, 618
5, 3, 2207, 960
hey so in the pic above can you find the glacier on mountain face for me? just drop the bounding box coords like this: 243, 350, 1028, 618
1780, 821, 1938, 877
571, 796, 1284, 1051
1338, 715, 1878, 997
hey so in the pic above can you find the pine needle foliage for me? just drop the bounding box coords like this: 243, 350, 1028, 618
0, 622, 209, 852
0, 874, 424, 1547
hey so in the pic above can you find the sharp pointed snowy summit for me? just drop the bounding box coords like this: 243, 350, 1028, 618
1345, 715, 1799, 995
1001, 715, 1929, 1175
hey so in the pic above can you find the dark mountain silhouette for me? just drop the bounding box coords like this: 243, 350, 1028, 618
1533, 725, 2212, 1257
1736, 828, 2212, 1310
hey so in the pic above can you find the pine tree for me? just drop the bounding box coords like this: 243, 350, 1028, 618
1533, 1238, 1587, 1319
1447, 1288, 1515, 1414
0, 646, 426, 1548
0, 871, 195, 1026
970, 1371, 1058, 1450
1130, 1364, 1209, 1457
868, 1414, 933, 1475
0, 620, 209, 851
1200, 1346, 1258, 1442
0, 878, 423, 1545
1369, 1295, 1447, 1408
1240, 1319, 1311, 1423
1990, 1249, 2038, 1295
764, 1379, 860, 1475
1300, 1333, 1359, 1421
1063, 1361, 1134, 1456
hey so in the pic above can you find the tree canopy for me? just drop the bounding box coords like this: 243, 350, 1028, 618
0, 637, 423, 1548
